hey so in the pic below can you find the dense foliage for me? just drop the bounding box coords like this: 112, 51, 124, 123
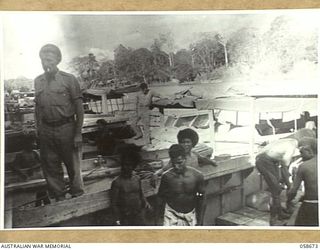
66, 15, 318, 88
6, 15, 317, 92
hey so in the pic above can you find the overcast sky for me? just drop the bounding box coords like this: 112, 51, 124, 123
2, 10, 319, 79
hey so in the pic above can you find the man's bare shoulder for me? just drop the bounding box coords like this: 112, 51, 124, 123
186, 166, 203, 174
186, 166, 205, 180
162, 168, 175, 178
270, 138, 297, 146
299, 157, 317, 170
259, 138, 297, 154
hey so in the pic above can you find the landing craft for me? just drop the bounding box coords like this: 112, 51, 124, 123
4, 83, 317, 227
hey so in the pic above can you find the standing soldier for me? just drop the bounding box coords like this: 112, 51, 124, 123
134, 83, 161, 145
35, 44, 84, 202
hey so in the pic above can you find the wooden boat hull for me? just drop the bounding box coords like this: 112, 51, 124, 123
5, 155, 264, 228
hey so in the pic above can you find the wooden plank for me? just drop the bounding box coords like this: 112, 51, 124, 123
245, 218, 269, 226
203, 196, 220, 226
82, 121, 127, 134
216, 206, 270, 226
233, 206, 268, 219
216, 212, 253, 226
201, 155, 252, 180
11, 176, 157, 228
11, 176, 114, 228
6, 166, 120, 192
13, 190, 111, 228
6, 179, 47, 192
81, 156, 120, 171
243, 168, 263, 197
8, 155, 253, 228
222, 189, 242, 215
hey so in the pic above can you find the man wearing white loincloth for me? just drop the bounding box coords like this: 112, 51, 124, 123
156, 144, 206, 226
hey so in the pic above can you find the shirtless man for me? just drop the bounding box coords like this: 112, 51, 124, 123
12, 134, 41, 181
287, 137, 318, 226
110, 148, 150, 226
154, 128, 217, 180
255, 138, 298, 225
156, 144, 206, 226
176, 128, 217, 168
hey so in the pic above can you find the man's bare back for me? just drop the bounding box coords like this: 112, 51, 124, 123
258, 138, 298, 166
288, 157, 318, 201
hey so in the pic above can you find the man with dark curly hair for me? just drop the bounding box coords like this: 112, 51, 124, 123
154, 128, 217, 179
156, 144, 206, 226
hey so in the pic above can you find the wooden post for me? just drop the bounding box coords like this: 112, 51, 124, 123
4, 195, 13, 228
249, 97, 256, 166
236, 111, 239, 125
208, 110, 216, 158
101, 94, 108, 114
116, 99, 120, 111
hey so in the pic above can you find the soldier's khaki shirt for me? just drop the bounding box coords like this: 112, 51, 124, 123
34, 71, 81, 123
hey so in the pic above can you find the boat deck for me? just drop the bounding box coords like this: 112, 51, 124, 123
216, 192, 303, 227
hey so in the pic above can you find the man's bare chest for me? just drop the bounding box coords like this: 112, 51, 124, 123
168, 174, 198, 193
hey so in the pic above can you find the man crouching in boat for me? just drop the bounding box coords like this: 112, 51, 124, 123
156, 144, 206, 226
255, 138, 298, 225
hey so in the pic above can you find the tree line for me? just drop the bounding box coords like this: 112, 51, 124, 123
68, 15, 318, 89
6, 15, 315, 93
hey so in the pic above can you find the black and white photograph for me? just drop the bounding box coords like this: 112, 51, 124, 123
1, 10, 319, 229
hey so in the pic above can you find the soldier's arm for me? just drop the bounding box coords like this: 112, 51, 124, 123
34, 81, 42, 134
35, 103, 41, 133
280, 144, 296, 188
74, 98, 84, 135
287, 166, 304, 202
197, 153, 217, 167
72, 76, 84, 135
70, 76, 84, 147
154, 160, 172, 176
